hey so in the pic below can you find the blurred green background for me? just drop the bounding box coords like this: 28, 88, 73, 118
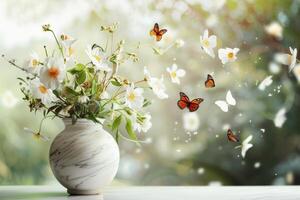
0, 0, 300, 186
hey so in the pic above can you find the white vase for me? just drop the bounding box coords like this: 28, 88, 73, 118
49, 119, 119, 195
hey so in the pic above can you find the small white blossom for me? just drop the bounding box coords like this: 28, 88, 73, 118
265, 21, 283, 40
144, 67, 168, 99
133, 113, 152, 133
40, 56, 66, 90
200, 29, 217, 58
183, 112, 200, 132
125, 83, 144, 110
85, 45, 111, 72
166, 63, 186, 84
23, 53, 41, 74
218, 48, 239, 64
30, 79, 57, 106
293, 64, 300, 83
60, 33, 76, 58
24, 127, 49, 141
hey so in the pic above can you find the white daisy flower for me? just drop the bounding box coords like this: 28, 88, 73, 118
30, 79, 57, 106
24, 127, 49, 142
0, 91, 19, 108
85, 45, 111, 72
292, 64, 300, 83
23, 53, 41, 74
166, 63, 186, 84
265, 21, 283, 40
133, 113, 152, 133
236, 135, 253, 158
40, 56, 66, 90
144, 67, 168, 99
183, 112, 200, 132
218, 48, 239, 64
200, 29, 217, 58
274, 107, 287, 128
125, 83, 144, 110
274, 47, 297, 72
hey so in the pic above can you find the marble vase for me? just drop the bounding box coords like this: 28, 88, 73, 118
49, 119, 119, 195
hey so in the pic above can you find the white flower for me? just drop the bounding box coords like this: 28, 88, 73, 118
183, 112, 200, 132
144, 67, 168, 99
60, 33, 76, 58
166, 63, 186, 84
24, 127, 49, 141
133, 113, 152, 133
274, 107, 287, 128
258, 75, 273, 91
0, 91, 18, 108
200, 29, 217, 58
78, 95, 89, 103
30, 79, 57, 106
85, 45, 111, 72
218, 48, 239, 64
265, 21, 283, 40
274, 47, 297, 72
293, 64, 300, 83
23, 53, 41, 74
175, 39, 185, 48
125, 83, 144, 110
238, 135, 253, 158
40, 56, 66, 90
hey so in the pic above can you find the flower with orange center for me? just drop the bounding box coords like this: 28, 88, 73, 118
218, 47, 240, 64
31, 79, 57, 106
40, 56, 66, 90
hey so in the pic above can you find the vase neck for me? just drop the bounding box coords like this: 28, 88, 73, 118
63, 118, 101, 127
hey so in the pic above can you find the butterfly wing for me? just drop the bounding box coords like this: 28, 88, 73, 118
227, 129, 239, 142
177, 92, 190, 110
150, 23, 160, 37
226, 90, 236, 106
215, 100, 229, 112
205, 74, 215, 88
188, 98, 204, 112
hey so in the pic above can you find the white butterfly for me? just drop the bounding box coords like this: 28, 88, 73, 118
215, 90, 236, 112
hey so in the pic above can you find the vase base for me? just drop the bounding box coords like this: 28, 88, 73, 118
67, 189, 103, 197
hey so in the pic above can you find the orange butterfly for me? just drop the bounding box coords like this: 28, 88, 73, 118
227, 129, 239, 142
150, 23, 167, 42
205, 74, 215, 88
177, 92, 204, 112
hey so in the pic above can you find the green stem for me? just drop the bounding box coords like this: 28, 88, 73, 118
49, 30, 65, 60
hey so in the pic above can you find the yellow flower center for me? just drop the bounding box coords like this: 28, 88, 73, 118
203, 39, 210, 47
171, 71, 177, 78
93, 55, 102, 62
38, 85, 48, 94
31, 59, 38, 67
48, 67, 60, 79
227, 52, 234, 59
128, 92, 136, 101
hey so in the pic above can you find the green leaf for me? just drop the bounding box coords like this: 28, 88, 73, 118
68, 64, 85, 74
143, 99, 152, 107
64, 87, 79, 96
111, 80, 122, 86
152, 47, 163, 55
76, 70, 86, 85
47, 105, 59, 114
112, 115, 122, 131
115, 130, 119, 144
125, 118, 138, 141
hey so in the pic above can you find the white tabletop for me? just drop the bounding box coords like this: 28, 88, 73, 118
0, 186, 300, 200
